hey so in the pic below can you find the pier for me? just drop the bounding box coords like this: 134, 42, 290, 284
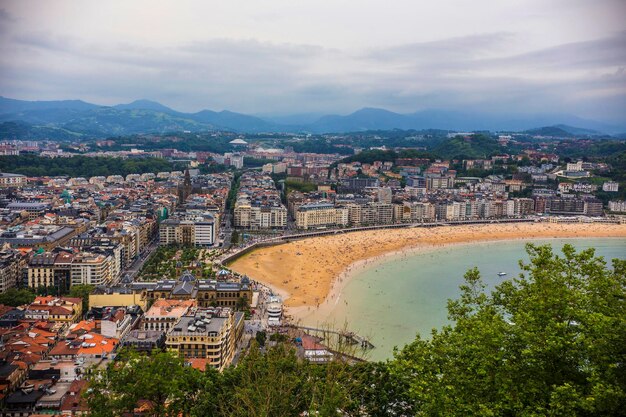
287, 324, 375, 349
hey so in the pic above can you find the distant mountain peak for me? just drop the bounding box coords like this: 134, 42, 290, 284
114, 99, 175, 113
351, 107, 397, 115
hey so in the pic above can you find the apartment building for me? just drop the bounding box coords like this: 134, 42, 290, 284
166, 307, 244, 371
608, 201, 626, 212
27, 249, 115, 290
361, 203, 394, 225
425, 174, 455, 190
603, 181, 619, 192
71, 252, 115, 286
0, 249, 26, 293
234, 202, 287, 229
233, 172, 287, 230
295, 203, 349, 229
376, 187, 393, 204
0, 173, 27, 188
27, 252, 74, 291
159, 215, 216, 246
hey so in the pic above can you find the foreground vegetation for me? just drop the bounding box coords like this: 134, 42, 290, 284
86, 244, 626, 416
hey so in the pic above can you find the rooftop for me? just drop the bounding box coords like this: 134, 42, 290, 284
144, 299, 195, 319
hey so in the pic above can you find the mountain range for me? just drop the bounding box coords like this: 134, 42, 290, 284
0, 96, 623, 139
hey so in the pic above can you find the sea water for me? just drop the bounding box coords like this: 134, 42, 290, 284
305, 238, 626, 361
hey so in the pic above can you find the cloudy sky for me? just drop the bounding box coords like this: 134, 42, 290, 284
0, 0, 625, 121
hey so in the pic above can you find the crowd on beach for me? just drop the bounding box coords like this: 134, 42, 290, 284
231, 222, 626, 323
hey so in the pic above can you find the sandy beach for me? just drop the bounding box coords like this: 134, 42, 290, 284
229, 222, 626, 318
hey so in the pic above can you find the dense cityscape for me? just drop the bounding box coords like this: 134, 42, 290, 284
1, 0, 625, 416
0, 126, 624, 414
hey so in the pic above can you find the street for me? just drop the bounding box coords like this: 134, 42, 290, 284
115, 236, 160, 285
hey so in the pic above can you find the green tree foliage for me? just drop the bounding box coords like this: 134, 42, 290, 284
556, 140, 626, 160
69, 284, 95, 313
433, 134, 502, 159
230, 230, 240, 245
225, 172, 242, 212
101, 133, 235, 154
0, 288, 36, 306
289, 138, 353, 155
86, 349, 207, 417
339, 149, 435, 165
255, 330, 267, 347
0, 155, 177, 177
391, 243, 626, 416
285, 180, 317, 193
86, 344, 408, 417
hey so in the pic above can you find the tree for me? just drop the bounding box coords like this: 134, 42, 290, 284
69, 284, 95, 314
231, 230, 240, 245
255, 330, 267, 347
0, 288, 35, 306
86, 349, 207, 417
391, 243, 626, 416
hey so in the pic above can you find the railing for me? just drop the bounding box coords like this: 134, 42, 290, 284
219, 216, 624, 266
219, 218, 537, 265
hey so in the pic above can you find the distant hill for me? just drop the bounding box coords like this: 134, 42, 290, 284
523, 125, 605, 137
113, 99, 177, 113
0, 121, 84, 141
311, 108, 416, 132
306, 109, 622, 134
188, 110, 276, 133
552, 124, 603, 136
433, 134, 502, 159
523, 126, 573, 137
0, 96, 623, 138
0, 97, 278, 138
0, 96, 98, 113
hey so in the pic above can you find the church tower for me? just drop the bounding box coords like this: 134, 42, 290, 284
178, 168, 192, 204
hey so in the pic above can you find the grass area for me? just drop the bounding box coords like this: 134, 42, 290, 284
285, 180, 318, 193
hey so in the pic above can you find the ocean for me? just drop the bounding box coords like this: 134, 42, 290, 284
303, 238, 626, 361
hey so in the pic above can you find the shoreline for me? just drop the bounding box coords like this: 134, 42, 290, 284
287, 235, 626, 325
229, 222, 626, 322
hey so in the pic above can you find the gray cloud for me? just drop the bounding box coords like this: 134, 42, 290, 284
0, 2, 624, 124
0, 8, 14, 22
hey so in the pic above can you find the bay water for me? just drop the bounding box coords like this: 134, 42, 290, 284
305, 238, 626, 361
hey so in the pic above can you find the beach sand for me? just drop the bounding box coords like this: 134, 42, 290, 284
229, 222, 626, 318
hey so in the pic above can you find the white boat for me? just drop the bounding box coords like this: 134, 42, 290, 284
498, 272, 507, 276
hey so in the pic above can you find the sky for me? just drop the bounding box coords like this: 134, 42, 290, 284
0, 0, 625, 122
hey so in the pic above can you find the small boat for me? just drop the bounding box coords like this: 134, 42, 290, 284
498, 272, 507, 276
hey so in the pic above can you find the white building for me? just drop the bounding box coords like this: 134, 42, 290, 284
71, 252, 115, 286
295, 203, 348, 229
376, 187, 393, 204
159, 215, 216, 246
608, 201, 626, 212
603, 181, 619, 192
566, 161, 584, 172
